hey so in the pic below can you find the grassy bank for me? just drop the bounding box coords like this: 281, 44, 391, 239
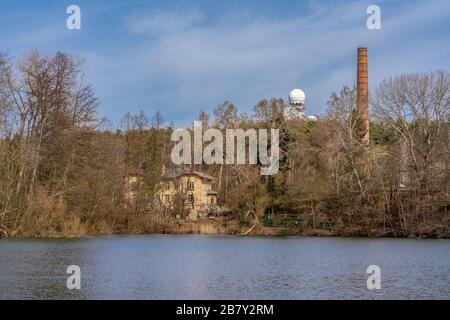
1, 214, 448, 239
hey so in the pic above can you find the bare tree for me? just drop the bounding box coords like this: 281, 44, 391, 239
0, 51, 99, 235
372, 71, 450, 194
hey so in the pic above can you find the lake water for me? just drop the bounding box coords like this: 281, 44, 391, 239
0, 235, 449, 299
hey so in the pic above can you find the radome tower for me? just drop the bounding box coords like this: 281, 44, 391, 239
286, 88, 305, 119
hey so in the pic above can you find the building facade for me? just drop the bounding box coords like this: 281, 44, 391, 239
158, 168, 217, 211
125, 168, 218, 213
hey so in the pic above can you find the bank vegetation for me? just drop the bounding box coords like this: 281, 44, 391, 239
0, 51, 448, 238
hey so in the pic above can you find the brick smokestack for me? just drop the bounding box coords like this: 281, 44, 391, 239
357, 47, 370, 145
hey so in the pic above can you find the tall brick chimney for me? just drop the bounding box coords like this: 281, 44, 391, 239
357, 47, 370, 145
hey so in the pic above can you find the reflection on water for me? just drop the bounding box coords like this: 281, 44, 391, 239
0, 235, 449, 299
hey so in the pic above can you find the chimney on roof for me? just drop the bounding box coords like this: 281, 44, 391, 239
357, 47, 370, 146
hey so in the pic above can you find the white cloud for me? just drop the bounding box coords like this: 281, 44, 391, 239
128, 10, 203, 35
86, 1, 450, 126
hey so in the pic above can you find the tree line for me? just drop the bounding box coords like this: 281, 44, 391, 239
0, 51, 448, 237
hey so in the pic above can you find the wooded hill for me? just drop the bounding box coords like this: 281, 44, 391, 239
0, 51, 448, 238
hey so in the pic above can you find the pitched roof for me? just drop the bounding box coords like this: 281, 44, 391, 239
163, 168, 215, 181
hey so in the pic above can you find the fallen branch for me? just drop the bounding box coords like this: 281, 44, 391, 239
0, 224, 10, 239
240, 210, 260, 235
240, 223, 256, 235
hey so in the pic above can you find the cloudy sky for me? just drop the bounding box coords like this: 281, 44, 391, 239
1, 0, 449, 126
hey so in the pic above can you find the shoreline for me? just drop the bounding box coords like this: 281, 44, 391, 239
2, 220, 448, 240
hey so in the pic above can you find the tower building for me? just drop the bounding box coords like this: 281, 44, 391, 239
356, 47, 370, 145
286, 88, 305, 119
286, 88, 317, 121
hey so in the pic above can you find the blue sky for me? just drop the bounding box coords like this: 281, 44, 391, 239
1, 0, 449, 127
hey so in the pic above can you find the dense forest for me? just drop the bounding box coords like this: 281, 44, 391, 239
0, 51, 448, 238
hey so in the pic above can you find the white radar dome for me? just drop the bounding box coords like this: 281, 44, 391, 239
289, 89, 305, 105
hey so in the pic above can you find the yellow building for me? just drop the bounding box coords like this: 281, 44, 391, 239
125, 168, 218, 214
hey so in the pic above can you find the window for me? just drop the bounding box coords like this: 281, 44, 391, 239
164, 195, 170, 204
164, 182, 171, 190
187, 194, 194, 204
187, 181, 195, 191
